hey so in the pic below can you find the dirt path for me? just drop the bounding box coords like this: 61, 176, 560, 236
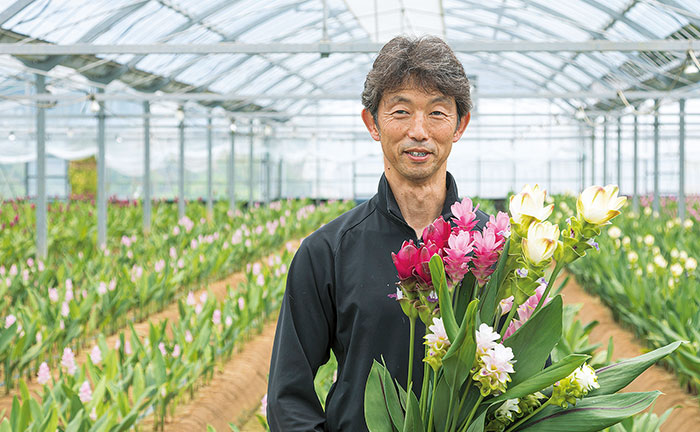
163, 320, 277, 431
559, 272, 700, 431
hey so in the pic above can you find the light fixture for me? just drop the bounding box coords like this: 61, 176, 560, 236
8, 131, 16, 142
684, 63, 699, 74
175, 107, 185, 122
229, 119, 237, 133
88, 94, 100, 113
264, 125, 272, 137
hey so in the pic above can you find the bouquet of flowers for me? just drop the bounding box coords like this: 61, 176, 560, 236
365, 184, 680, 432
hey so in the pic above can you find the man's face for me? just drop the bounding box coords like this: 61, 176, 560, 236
362, 86, 469, 185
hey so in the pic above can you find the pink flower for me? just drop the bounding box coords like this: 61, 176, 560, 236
487, 212, 511, 244
472, 227, 504, 286
212, 309, 221, 325
238, 297, 245, 310
185, 330, 193, 343
391, 240, 420, 280
443, 231, 474, 282
97, 282, 107, 295
261, 394, 268, 416
61, 347, 77, 375
125, 340, 132, 355
158, 342, 167, 356
79, 380, 92, 403
5, 314, 16, 328
61, 302, 70, 317
37, 362, 50, 385
499, 296, 514, 316
186, 292, 196, 306
504, 286, 552, 339
90, 346, 102, 365
422, 216, 452, 250
252, 262, 262, 275
173, 344, 181, 358
451, 198, 480, 232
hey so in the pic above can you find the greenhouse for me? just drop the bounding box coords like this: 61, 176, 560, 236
0, 1, 699, 431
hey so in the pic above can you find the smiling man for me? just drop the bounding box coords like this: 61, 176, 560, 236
267, 35, 489, 431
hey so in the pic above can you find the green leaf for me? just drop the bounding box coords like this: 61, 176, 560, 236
517, 391, 661, 431
133, 364, 145, 401
504, 295, 563, 386
590, 341, 681, 396
402, 386, 422, 432
490, 354, 589, 404
364, 361, 398, 432
18, 396, 30, 432
465, 409, 486, 432
479, 238, 510, 326
442, 300, 479, 394
0, 418, 11, 432
454, 272, 476, 322
430, 255, 458, 341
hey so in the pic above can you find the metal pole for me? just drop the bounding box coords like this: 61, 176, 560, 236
265, 152, 271, 204
679, 99, 686, 221
228, 124, 236, 211
617, 116, 622, 187
579, 126, 585, 190
653, 101, 660, 214
249, 121, 254, 206
322, 0, 328, 42
603, 116, 608, 185
206, 111, 213, 220
590, 126, 596, 185
277, 158, 283, 200
633, 114, 639, 213
178, 108, 185, 219
143, 101, 151, 232
97, 88, 106, 247
547, 159, 552, 191
35, 74, 47, 259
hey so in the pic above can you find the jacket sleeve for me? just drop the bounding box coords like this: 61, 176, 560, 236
267, 237, 336, 431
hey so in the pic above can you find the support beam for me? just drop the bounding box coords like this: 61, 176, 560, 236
590, 127, 596, 185
97, 88, 106, 248
633, 114, 639, 213
603, 117, 608, 185
178, 108, 185, 219
206, 112, 213, 220
277, 158, 283, 200
248, 121, 255, 207
0, 0, 37, 26
35, 74, 47, 259
228, 122, 236, 212
653, 101, 660, 214
265, 152, 272, 204
143, 101, 151, 232
617, 116, 622, 187
3, 39, 700, 55
679, 99, 686, 221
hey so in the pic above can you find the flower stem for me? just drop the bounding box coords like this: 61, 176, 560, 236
533, 260, 565, 315
504, 398, 552, 432
419, 347, 430, 417
427, 371, 439, 432
500, 301, 519, 338
407, 316, 416, 391
460, 394, 484, 432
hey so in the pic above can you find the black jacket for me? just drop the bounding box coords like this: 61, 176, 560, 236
267, 172, 490, 431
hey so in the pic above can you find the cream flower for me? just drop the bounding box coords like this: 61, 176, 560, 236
576, 185, 626, 225
522, 221, 560, 265
509, 184, 554, 226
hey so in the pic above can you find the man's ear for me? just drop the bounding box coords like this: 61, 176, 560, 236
452, 111, 471, 142
361, 109, 381, 141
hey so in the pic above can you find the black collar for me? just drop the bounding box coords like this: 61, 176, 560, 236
376, 171, 460, 226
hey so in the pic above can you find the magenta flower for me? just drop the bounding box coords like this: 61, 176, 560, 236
422, 216, 452, 250
443, 231, 474, 282
391, 240, 420, 280
451, 198, 480, 232
487, 211, 511, 244
415, 242, 440, 286
472, 227, 504, 286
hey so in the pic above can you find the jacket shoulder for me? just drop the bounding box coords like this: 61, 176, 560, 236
301, 199, 376, 253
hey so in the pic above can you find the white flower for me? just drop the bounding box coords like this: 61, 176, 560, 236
424, 317, 450, 349
572, 364, 599, 392
627, 251, 638, 264
394, 287, 404, 300
522, 221, 560, 265
686, 257, 697, 272
653, 255, 667, 268
496, 398, 521, 420
670, 263, 684, 278
644, 235, 655, 246
509, 184, 554, 226
607, 226, 622, 239
475, 323, 500, 355
577, 185, 626, 225
498, 296, 514, 316
479, 343, 515, 385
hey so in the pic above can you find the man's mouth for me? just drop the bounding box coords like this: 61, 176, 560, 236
408, 151, 428, 157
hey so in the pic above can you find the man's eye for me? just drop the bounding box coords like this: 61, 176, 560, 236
393, 110, 409, 115
431, 111, 446, 116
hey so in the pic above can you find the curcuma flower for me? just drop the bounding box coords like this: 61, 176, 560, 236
550, 363, 600, 408
473, 343, 516, 396
61, 347, 77, 375
443, 231, 474, 282
391, 240, 419, 280
451, 198, 480, 232
576, 185, 626, 226
509, 184, 554, 227
472, 227, 504, 286
79, 380, 92, 404
487, 211, 511, 244
422, 216, 452, 250
424, 317, 451, 371
37, 362, 50, 385
522, 221, 560, 266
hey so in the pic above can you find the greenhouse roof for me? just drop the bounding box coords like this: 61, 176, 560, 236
1, 0, 700, 119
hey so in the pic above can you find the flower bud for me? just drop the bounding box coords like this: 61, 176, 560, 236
576, 185, 626, 226
522, 221, 560, 266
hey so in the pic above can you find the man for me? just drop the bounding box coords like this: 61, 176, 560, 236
267, 35, 489, 431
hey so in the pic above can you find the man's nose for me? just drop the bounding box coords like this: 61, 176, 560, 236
407, 113, 428, 141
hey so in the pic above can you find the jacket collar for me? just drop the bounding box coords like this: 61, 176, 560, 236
376, 171, 460, 226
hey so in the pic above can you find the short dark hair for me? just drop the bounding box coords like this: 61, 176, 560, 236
361, 35, 472, 122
